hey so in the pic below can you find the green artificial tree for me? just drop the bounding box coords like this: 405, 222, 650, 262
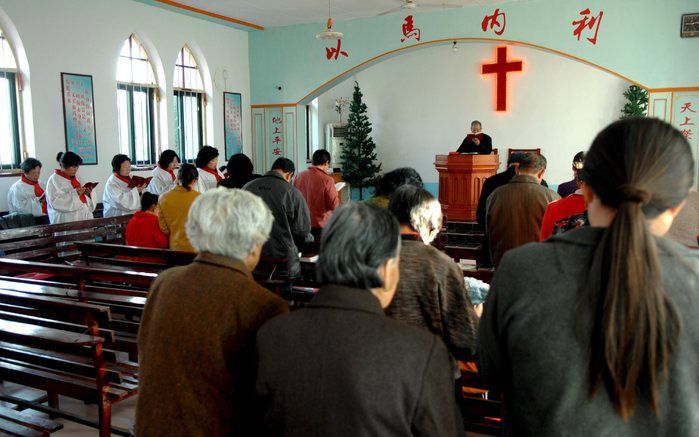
620, 85, 648, 119
341, 81, 382, 200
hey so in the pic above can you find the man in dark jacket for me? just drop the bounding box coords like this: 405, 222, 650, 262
255, 203, 464, 437
244, 158, 311, 277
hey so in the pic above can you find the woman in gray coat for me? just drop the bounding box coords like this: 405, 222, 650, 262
478, 118, 699, 436
255, 202, 464, 437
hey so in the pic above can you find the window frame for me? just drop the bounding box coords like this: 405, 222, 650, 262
0, 70, 21, 171
173, 89, 203, 163
117, 82, 157, 166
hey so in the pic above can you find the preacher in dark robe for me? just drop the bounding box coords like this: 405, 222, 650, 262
457, 120, 493, 154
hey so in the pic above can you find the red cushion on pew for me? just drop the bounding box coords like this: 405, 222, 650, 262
16, 272, 55, 280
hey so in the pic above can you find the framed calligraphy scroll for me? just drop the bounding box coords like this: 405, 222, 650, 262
223, 92, 243, 158
61, 73, 98, 164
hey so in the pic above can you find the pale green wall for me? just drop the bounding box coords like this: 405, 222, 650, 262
250, 0, 699, 104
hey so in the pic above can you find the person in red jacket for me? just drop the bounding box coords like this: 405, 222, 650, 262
540, 171, 587, 241
126, 192, 168, 249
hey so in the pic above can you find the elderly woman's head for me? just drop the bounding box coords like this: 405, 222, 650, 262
317, 203, 401, 308
186, 188, 273, 269
389, 185, 443, 244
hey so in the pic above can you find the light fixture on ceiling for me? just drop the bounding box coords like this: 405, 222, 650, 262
452, 41, 458, 52
316, 1, 343, 40
378, 0, 463, 17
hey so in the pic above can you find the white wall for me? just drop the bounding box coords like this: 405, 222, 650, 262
316, 42, 628, 188
0, 0, 251, 210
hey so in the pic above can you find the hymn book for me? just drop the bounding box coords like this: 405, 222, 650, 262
128, 176, 152, 188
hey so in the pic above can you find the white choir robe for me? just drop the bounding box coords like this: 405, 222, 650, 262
194, 168, 222, 193
45, 173, 96, 224
146, 166, 176, 196
103, 174, 141, 217
7, 179, 45, 217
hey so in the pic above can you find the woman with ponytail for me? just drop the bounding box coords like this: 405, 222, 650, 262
478, 118, 699, 436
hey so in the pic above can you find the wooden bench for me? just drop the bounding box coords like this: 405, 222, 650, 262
0, 258, 155, 295
0, 216, 132, 262
0, 277, 142, 361
0, 402, 63, 436
0, 289, 137, 437
76, 242, 195, 272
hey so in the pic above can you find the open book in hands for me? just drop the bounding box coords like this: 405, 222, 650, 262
82, 182, 99, 190
128, 176, 152, 189
335, 182, 347, 192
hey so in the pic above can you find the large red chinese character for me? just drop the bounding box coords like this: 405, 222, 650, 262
401, 15, 421, 42
681, 129, 694, 140
273, 136, 281, 144
325, 39, 348, 60
481, 8, 506, 36
680, 102, 697, 113
481, 46, 522, 112
273, 147, 282, 156
272, 117, 282, 124
272, 126, 281, 134
572, 8, 604, 45
679, 116, 695, 127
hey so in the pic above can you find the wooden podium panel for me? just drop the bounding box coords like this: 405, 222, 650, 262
435, 153, 500, 221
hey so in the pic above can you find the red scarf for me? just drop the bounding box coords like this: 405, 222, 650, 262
114, 172, 132, 185
199, 166, 222, 182
55, 169, 87, 204
162, 166, 176, 181
22, 175, 47, 214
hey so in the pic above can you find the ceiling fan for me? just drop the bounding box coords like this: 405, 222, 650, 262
377, 0, 464, 16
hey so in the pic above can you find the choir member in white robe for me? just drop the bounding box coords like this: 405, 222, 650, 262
46, 152, 96, 224
193, 145, 222, 193
7, 158, 47, 217
147, 150, 179, 195
103, 154, 145, 217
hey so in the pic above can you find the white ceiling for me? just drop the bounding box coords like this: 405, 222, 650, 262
171, 0, 522, 28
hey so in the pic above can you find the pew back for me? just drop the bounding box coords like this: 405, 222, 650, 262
0, 216, 132, 262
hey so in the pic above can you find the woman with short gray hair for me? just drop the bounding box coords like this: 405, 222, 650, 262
186, 187, 273, 261
386, 185, 479, 365
137, 188, 288, 436
255, 202, 464, 437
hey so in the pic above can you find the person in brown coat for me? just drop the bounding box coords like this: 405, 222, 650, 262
136, 188, 289, 437
386, 185, 479, 363
485, 152, 560, 267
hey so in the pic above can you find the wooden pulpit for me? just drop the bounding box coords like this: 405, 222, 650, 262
434, 153, 500, 221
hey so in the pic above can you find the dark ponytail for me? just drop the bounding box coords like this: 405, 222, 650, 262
581, 118, 693, 419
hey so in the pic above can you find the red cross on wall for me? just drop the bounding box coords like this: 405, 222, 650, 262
481, 46, 523, 111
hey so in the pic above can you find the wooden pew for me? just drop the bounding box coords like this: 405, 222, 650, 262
0, 216, 132, 262
75, 242, 195, 272
0, 401, 63, 436
0, 289, 137, 437
0, 258, 155, 294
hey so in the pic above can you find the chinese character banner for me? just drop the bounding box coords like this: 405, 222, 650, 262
224, 92, 243, 159
671, 92, 699, 188
266, 107, 284, 169
61, 73, 98, 165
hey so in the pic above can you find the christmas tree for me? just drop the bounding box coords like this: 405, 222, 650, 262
620, 85, 648, 119
341, 81, 382, 200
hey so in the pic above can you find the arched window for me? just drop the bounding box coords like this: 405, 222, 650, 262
173, 45, 205, 162
117, 34, 158, 165
0, 26, 21, 170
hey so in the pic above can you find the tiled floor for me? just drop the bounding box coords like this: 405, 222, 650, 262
2, 382, 490, 436
1, 382, 136, 436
